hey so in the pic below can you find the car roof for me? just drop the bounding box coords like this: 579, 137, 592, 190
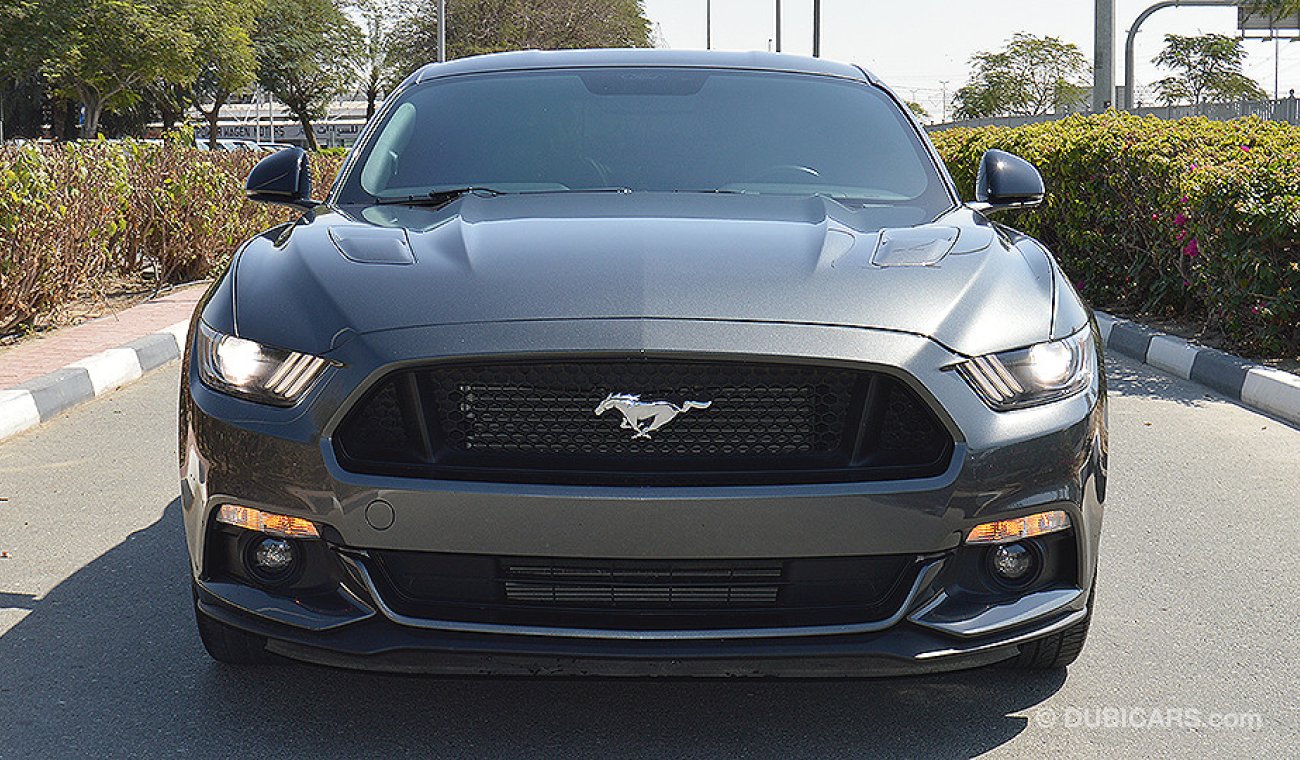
405, 49, 875, 87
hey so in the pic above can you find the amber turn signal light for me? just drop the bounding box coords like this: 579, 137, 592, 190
966, 510, 1070, 544
217, 504, 320, 538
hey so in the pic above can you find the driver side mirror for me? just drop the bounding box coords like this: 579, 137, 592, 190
974, 149, 1044, 213
246, 146, 318, 211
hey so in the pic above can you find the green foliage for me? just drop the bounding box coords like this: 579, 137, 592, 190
1152, 34, 1267, 106
191, 0, 263, 146
931, 114, 1300, 357
345, 0, 414, 118
254, 0, 362, 151
0, 143, 345, 332
384, 0, 653, 86
25, 0, 198, 137
952, 34, 1090, 119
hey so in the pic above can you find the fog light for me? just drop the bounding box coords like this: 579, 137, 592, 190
254, 538, 295, 572
990, 542, 1035, 582
245, 537, 298, 584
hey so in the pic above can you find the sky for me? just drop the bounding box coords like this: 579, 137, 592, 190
640, 0, 1300, 120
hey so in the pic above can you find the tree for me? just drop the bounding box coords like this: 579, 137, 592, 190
254, 0, 361, 150
346, 0, 412, 119
17, 0, 197, 138
191, 0, 262, 148
1151, 34, 1267, 106
952, 33, 1090, 119
905, 101, 929, 121
384, 0, 652, 84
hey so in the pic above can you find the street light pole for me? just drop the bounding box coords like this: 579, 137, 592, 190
775, 0, 782, 52
706, 0, 712, 50
1123, 0, 1238, 110
438, 0, 447, 62
1275, 34, 1281, 100
812, 0, 821, 57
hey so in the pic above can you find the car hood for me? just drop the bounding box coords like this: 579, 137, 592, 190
230, 193, 1063, 358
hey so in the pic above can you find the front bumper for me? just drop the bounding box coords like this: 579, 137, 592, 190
181, 317, 1106, 676
195, 578, 1090, 676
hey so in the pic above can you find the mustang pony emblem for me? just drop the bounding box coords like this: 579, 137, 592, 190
594, 393, 713, 439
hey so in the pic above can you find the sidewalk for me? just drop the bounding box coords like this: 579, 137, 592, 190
0, 285, 204, 440
0, 287, 203, 388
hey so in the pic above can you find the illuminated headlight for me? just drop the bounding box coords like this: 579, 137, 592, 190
196, 323, 329, 406
957, 328, 1096, 410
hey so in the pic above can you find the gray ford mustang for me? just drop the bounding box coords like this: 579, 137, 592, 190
180, 49, 1106, 676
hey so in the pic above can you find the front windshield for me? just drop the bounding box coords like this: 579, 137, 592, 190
338, 67, 953, 213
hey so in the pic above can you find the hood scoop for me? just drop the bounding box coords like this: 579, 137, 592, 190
328, 226, 415, 265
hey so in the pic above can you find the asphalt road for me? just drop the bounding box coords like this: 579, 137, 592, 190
0, 354, 1296, 759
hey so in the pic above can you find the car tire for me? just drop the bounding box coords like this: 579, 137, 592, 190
1000, 584, 1094, 670
193, 588, 279, 665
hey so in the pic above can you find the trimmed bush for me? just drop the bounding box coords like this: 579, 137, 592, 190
0, 141, 344, 333
3, 121, 1297, 359
931, 112, 1300, 357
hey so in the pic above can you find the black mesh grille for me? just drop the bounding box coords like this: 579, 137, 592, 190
334, 357, 953, 485
367, 551, 922, 629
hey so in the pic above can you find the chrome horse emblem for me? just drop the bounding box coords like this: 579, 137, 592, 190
594, 393, 713, 440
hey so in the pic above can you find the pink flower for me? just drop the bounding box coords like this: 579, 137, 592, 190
1180, 195, 1189, 204
1182, 239, 1199, 257
1151, 212, 1159, 221
1173, 212, 1187, 226
1251, 305, 1260, 315
1183, 280, 1191, 287
1241, 145, 1251, 151
1176, 230, 1186, 241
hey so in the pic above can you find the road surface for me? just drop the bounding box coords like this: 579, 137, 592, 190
0, 354, 1296, 758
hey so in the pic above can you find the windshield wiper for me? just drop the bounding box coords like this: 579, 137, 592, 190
375, 187, 507, 206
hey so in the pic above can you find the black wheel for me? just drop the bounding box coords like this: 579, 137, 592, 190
1000, 585, 1094, 670
193, 588, 279, 665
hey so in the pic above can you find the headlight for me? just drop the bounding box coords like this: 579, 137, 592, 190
957, 328, 1096, 410
196, 323, 329, 406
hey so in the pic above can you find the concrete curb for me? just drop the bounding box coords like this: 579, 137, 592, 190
1096, 311, 1300, 426
0, 321, 189, 442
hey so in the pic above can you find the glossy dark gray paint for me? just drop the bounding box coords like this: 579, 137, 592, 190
231, 199, 1071, 360
181, 50, 1106, 675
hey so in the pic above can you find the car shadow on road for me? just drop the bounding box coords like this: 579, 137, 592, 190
1103, 356, 1214, 409
0, 500, 1067, 758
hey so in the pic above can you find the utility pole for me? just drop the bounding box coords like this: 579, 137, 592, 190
940, 80, 949, 122
1094, 0, 1114, 111
812, 0, 821, 57
706, 0, 712, 50
1275, 34, 1281, 100
775, 0, 782, 52
438, 0, 447, 62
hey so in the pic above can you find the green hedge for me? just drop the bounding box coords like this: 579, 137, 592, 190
3, 121, 1298, 359
931, 112, 1300, 357
0, 141, 345, 332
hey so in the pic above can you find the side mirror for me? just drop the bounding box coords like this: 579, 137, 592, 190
245, 146, 318, 211
974, 149, 1044, 212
